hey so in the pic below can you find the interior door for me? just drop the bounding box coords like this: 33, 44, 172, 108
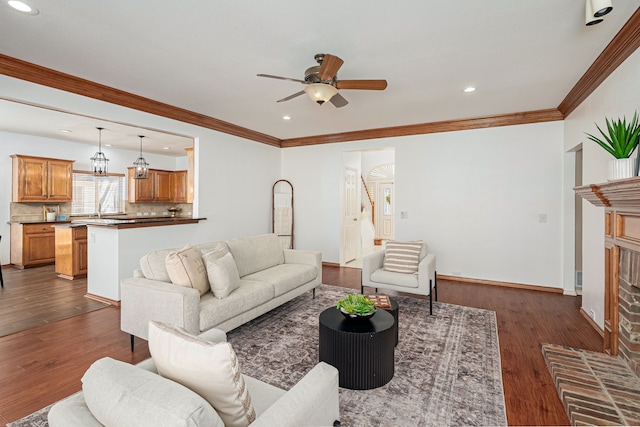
343, 167, 358, 263
377, 181, 394, 241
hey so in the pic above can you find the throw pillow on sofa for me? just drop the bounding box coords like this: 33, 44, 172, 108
383, 240, 423, 274
202, 248, 240, 299
166, 244, 210, 296
81, 357, 222, 427
148, 321, 256, 427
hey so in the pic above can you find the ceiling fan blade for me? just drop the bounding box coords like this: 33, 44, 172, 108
257, 74, 306, 84
330, 93, 348, 108
276, 90, 305, 103
318, 54, 344, 81
335, 80, 388, 90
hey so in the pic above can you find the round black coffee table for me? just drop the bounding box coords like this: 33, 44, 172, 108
318, 307, 395, 390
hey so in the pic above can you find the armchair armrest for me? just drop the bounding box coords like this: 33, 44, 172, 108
418, 253, 436, 291
283, 249, 322, 284
120, 277, 201, 340
250, 362, 340, 427
362, 250, 385, 290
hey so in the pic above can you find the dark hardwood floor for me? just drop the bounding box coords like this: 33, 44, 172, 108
0, 264, 602, 426
0, 265, 107, 337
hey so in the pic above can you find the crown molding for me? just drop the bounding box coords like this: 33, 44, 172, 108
558, 7, 640, 117
280, 109, 564, 148
0, 54, 281, 147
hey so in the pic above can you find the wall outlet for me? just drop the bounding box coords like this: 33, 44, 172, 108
136, 212, 142, 216
163, 211, 168, 216
151, 212, 157, 216
590, 309, 596, 320
539, 213, 547, 223
400, 211, 409, 219
143, 212, 149, 216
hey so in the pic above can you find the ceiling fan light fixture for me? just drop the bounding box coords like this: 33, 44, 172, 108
90, 127, 109, 177
304, 83, 338, 105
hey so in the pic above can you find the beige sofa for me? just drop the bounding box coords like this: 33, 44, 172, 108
48, 328, 340, 427
121, 234, 322, 349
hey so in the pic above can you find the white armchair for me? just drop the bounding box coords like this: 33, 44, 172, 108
361, 242, 437, 314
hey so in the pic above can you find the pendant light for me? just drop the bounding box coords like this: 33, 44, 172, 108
90, 127, 109, 176
133, 135, 149, 179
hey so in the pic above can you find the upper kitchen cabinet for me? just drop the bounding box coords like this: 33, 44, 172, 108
128, 168, 186, 203
11, 155, 74, 202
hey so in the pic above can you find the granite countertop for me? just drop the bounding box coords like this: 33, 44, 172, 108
7, 220, 71, 225
69, 217, 205, 228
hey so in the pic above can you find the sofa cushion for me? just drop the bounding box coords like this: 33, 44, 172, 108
243, 264, 317, 297
202, 249, 240, 299
383, 240, 423, 274
166, 244, 210, 296
194, 241, 228, 255
226, 234, 284, 277
198, 280, 274, 332
139, 248, 175, 282
81, 357, 222, 427
149, 321, 256, 427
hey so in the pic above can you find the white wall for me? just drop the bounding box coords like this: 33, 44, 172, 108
564, 47, 640, 328
0, 75, 281, 265
282, 121, 565, 288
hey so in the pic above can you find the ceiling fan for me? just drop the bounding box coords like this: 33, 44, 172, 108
257, 53, 388, 108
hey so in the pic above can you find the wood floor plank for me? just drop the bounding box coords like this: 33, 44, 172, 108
0, 264, 603, 425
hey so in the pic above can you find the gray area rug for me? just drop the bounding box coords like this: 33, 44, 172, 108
7, 285, 506, 427
227, 285, 506, 427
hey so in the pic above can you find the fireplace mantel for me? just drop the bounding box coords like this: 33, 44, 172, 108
575, 176, 640, 209
576, 177, 640, 375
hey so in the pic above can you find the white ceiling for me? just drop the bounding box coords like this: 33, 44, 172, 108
0, 1, 637, 151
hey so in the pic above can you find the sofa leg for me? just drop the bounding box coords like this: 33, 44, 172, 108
130, 334, 135, 352
312, 288, 316, 299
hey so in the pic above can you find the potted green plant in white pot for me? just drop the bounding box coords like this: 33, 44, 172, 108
586, 112, 640, 181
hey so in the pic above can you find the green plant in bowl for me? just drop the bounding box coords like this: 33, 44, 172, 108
336, 294, 376, 317
585, 112, 640, 159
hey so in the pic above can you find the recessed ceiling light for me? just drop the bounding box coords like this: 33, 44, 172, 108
59, 129, 72, 133
104, 143, 112, 147
7, 0, 39, 14
163, 147, 170, 150
282, 115, 291, 120
463, 87, 476, 93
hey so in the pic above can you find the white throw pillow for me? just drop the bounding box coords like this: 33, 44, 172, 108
166, 244, 210, 296
202, 249, 240, 299
148, 321, 256, 427
383, 240, 423, 274
82, 357, 222, 427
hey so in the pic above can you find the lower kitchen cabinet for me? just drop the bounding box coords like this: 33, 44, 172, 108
10, 223, 56, 268
55, 225, 88, 280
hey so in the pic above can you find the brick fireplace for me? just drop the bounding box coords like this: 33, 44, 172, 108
542, 178, 640, 425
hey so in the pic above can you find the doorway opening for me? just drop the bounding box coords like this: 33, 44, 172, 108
341, 149, 395, 267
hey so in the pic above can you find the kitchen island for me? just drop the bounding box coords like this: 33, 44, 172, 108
72, 217, 206, 304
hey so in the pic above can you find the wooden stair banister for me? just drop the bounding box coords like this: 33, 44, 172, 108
361, 176, 375, 226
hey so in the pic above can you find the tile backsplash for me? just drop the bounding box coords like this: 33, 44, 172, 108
9, 201, 193, 222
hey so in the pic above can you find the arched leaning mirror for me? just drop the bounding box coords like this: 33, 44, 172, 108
272, 179, 294, 249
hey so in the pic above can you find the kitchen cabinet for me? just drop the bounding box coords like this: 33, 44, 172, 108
10, 223, 56, 268
11, 155, 74, 202
128, 168, 187, 203
171, 170, 188, 203
55, 225, 88, 280
154, 170, 172, 202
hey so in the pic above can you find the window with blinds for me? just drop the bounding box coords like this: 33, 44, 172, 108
72, 172, 125, 215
